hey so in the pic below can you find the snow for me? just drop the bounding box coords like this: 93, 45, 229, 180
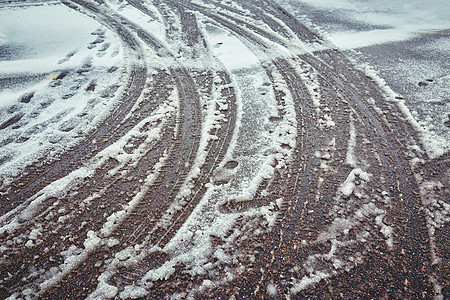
417, 178, 449, 267
284, 0, 450, 48
119, 285, 148, 299
207, 28, 259, 70
279, 0, 450, 159
0, 81, 178, 296
294, 201, 393, 293
291, 270, 330, 293
0, 2, 126, 186
84, 231, 102, 251
1, 0, 448, 298
345, 112, 357, 166
339, 168, 371, 197
267, 283, 278, 296
105, 0, 166, 41
198, 21, 287, 206
358, 62, 449, 159
87, 16, 298, 296
0, 30, 6, 46
86, 275, 118, 300
0, 4, 101, 60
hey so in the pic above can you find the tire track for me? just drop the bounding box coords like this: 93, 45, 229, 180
208, 50, 432, 297
0, 0, 440, 299
0, 0, 148, 216
0, 1, 179, 296
36, 1, 239, 297
139, 1, 432, 298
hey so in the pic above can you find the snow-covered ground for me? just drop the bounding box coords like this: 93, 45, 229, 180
0, 1, 125, 185
278, 0, 450, 158
0, 0, 448, 299
1, 0, 447, 182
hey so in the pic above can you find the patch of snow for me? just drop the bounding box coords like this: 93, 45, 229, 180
86, 272, 118, 300
339, 168, 371, 197
206, 26, 259, 70
358, 62, 448, 158
346, 112, 357, 166
0, 3, 126, 186
417, 178, 449, 265
105, 0, 166, 42
293, 201, 393, 295
267, 283, 278, 296
119, 285, 149, 299
278, 0, 450, 158
291, 270, 330, 293
0, 4, 104, 60
281, 0, 450, 48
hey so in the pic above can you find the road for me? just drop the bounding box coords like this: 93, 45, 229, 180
0, 0, 447, 299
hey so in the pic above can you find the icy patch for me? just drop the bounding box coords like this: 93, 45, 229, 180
0, 30, 6, 46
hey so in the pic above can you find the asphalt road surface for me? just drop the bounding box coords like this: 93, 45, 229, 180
0, 0, 448, 299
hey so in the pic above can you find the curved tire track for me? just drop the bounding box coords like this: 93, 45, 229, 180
0, 0, 441, 299
0, 0, 148, 216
